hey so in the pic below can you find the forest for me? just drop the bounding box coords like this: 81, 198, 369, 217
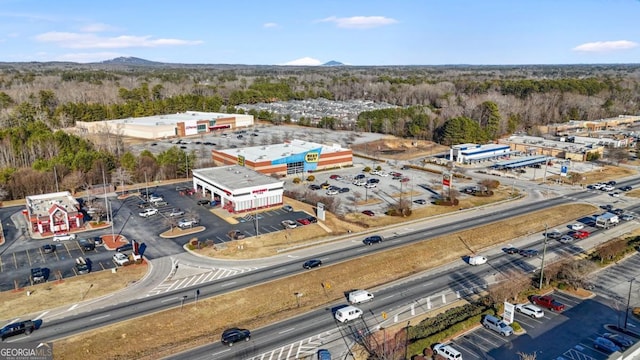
0, 62, 639, 201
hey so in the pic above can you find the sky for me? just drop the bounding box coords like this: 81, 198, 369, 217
1, 0, 639, 66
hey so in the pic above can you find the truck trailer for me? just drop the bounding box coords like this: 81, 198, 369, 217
595, 212, 619, 229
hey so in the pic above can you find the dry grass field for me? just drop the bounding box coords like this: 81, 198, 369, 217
52, 203, 596, 360
551, 165, 637, 185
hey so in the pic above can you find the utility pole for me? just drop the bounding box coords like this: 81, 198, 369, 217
625, 278, 634, 329
539, 223, 548, 290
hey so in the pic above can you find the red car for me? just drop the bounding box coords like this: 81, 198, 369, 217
362, 210, 375, 217
329, 174, 342, 180
572, 230, 589, 239
297, 218, 311, 225
399, 177, 410, 183
390, 172, 402, 177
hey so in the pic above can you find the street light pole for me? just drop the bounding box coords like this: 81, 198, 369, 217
624, 278, 634, 329
539, 223, 548, 290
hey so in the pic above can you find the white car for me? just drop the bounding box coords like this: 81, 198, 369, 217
378, 172, 389, 177
364, 183, 377, 189
610, 192, 620, 197
603, 185, 615, 191
178, 218, 199, 229
168, 208, 185, 217
148, 195, 164, 203
112, 253, 129, 266
139, 208, 159, 217
281, 220, 298, 229
53, 233, 77, 242
326, 189, 339, 195
569, 223, 584, 231
353, 180, 366, 186
370, 170, 381, 176
559, 235, 574, 243
469, 255, 487, 265
515, 304, 545, 318
622, 214, 635, 221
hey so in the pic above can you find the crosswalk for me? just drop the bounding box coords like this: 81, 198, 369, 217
145, 265, 259, 296
246, 331, 334, 360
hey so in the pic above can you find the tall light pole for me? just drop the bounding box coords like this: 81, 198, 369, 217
539, 223, 549, 290
624, 278, 635, 329
254, 195, 259, 237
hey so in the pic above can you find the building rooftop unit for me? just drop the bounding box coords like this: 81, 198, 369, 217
192, 165, 282, 191
218, 139, 349, 163
26, 191, 80, 219
504, 135, 597, 152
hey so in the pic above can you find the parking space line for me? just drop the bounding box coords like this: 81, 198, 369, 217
36, 248, 46, 262
63, 243, 73, 257
0, 256, 3, 272
12, 252, 17, 269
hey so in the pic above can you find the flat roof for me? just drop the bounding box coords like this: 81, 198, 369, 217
192, 165, 282, 191
26, 191, 79, 218
98, 111, 247, 127
460, 144, 510, 155
217, 139, 349, 162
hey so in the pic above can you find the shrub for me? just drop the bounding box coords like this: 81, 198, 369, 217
186, 244, 195, 250
511, 321, 522, 332
292, 178, 301, 184
363, 166, 371, 172
306, 175, 315, 182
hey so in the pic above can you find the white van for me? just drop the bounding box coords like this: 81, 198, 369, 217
468, 255, 487, 265
433, 343, 462, 360
334, 306, 363, 323
348, 290, 374, 304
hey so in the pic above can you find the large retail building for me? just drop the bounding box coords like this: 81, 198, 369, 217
212, 139, 353, 176
192, 165, 283, 213
76, 111, 254, 139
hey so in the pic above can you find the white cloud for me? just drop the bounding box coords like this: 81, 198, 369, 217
56, 52, 125, 63
80, 23, 119, 33
263, 22, 278, 28
35, 32, 203, 49
572, 40, 638, 52
281, 57, 323, 66
318, 15, 397, 29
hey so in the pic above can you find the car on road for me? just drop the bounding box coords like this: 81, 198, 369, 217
601, 204, 614, 211
282, 205, 294, 212
515, 304, 544, 318
620, 185, 633, 191
613, 208, 625, 216
303, 259, 322, 269
603, 332, 634, 350
362, 210, 375, 217
53, 233, 77, 242
228, 230, 246, 240
317, 349, 332, 360
139, 208, 159, 217
297, 218, 311, 225
281, 220, 297, 229
611, 192, 621, 197
572, 230, 589, 239
531, 295, 565, 311
363, 235, 383, 245
519, 249, 539, 257
559, 235, 574, 243
413, 199, 427, 205
168, 208, 185, 217
603, 185, 615, 191
503, 247, 519, 254
569, 223, 584, 230
79, 238, 95, 251
545, 229, 562, 239
594, 336, 622, 353
0, 320, 36, 341
221, 328, 251, 346
116, 243, 133, 252
178, 218, 199, 229
42, 244, 56, 253
622, 214, 635, 221
112, 253, 129, 266
339, 187, 350, 193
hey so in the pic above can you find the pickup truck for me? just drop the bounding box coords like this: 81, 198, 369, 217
531, 295, 565, 312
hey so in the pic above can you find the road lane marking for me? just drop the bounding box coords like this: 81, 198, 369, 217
67, 304, 78, 311
161, 297, 179, 303
34, 311, 49, 320
279, 328, 295, 334
90, 314, 110, 321
273, 268, 287, 273
221, 281, 236, 287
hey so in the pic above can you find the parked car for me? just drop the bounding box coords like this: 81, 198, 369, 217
519, 249, 539, 257
91, 236, 104, 245
228, 230, 246, 240
297, 218, 311, 225
221, 328, 251, 346
139, 208, 159, 217
603, 332, 634, 349
116, 243, 133, 252
503, 247, 519, 254
326, 189, 339, 195
531, 295, 565, 311
569, 223, 584, 230
413, 199, 427, 205
178, 218, 199, 229
620, 185, 633, 191
282, 205, 294, 212
469, 255, 487, 265
197, 199, 211, 206
42, 244, 56, 253
281, 220, 297, 229
168, 208, 185, 217
362, 210, 375, 217
75, 257, 90, 274
53, 233, 77, 242
303, 259, 322, 269
559, 235, 574, 243
0, 320, 36, 341
622, 214, 635, 221
339, 187, 350, 193
79, 238, 95, 251
308, 184, 321, 190
594, 336, 622, 353
329, 175, 342, 180
515, 304, 544, 318
354, 174, 366, 180
307, 216, 318, 223
572, 230, 590, 239
367, 178, 380, 184
31, 267, 46, 284
113, 253, 129, 266
363, 235, 383, 245
613, 208, 625, 215
364, 183, 376, 189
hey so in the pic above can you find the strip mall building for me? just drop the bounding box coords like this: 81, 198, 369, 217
212, 139, 353, 176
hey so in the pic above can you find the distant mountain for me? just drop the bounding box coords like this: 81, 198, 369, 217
323, 60, 345, 66
100, 57, 163, 66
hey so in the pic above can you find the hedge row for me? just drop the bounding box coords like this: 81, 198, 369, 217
411, 303, 489, 340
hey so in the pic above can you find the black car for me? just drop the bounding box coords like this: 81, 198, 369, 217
613, 208, 625, 215
363, 235, 384, 245
601, 204, 614, 211
354, 174, 366, 180
31, 268, 46, 284
603, 332, 634, 349
79, 238, 95, 251
307, 216, 318, 223
620, 185, 633, 191
503, 247, 519, 254
309, 184, 322, 190
221, 328, 251, 346
197, 199, 211, 206
42, 244, 56, 253
116, 243, 133, 252
607, 180, 617, 186
367, 178, 380, 184
303, 259, 322, 269
91, 236, 104, 245
519, 249, 539, 257
339, 187, 350, 193
0, 320, 35, 341
413, 199, 427, 205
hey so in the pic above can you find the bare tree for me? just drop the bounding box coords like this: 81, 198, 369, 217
112, 167, 134, 193
557, 259, 598, 289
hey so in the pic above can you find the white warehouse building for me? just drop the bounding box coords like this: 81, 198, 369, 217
450, 143, 511, 164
